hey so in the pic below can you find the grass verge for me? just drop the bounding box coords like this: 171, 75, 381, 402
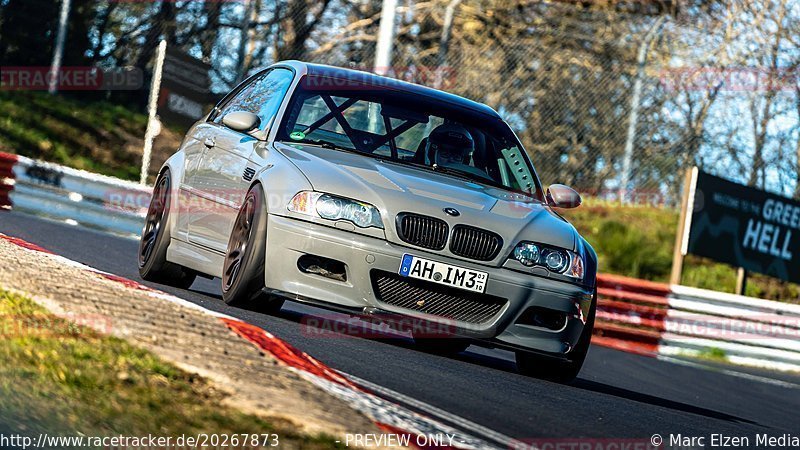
0, 91, 181, 181
698, 347, 728, 362
0, 288, 345, 449
563, 202, 800, 303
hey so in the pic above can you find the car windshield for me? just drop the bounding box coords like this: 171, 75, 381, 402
277, 75, 542, 200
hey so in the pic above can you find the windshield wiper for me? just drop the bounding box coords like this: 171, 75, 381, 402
282, 138, 350, 151
280, 138, 393, 164
397, 160, 533, 197
390, 161, 471, 181
430, 163, 495, 184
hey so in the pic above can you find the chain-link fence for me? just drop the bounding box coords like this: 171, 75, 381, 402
1, 0, 798, 202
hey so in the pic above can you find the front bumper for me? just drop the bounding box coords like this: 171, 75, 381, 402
264, 214, 594, 356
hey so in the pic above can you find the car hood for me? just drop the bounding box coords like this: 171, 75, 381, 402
276, 143, 578, 263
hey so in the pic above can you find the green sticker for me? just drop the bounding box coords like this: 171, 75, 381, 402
290, 131, 305, 140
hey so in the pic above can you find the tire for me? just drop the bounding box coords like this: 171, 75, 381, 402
516, 290, 597, 383
138, 169, 197, 289
221, 185, 284, 313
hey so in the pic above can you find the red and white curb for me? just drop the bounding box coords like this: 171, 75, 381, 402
0, 233, 519, 449
0, 152, 17, 210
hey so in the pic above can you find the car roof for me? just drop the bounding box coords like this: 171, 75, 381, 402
271, 60, 502, 120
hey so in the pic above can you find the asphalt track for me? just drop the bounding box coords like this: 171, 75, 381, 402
2, 210, 799, 444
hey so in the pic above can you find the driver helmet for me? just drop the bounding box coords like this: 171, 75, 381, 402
426, 124, 474, 166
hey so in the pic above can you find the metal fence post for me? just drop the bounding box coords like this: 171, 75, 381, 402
49, 0, 72, 94
374, 0, 398, 76
140, 40, 168, 186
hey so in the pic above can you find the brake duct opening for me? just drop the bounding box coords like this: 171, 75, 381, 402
297, 254, 347, 282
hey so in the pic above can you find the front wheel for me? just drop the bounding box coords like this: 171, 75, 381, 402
221, 185, 284, 313
138, 169, 196, 289
516, 290, 596, 383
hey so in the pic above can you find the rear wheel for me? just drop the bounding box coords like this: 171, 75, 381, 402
221, 185, 284, 313
138, 169, 196, 289
516, 290, 596, 383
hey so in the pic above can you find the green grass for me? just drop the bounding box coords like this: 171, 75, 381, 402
563, 202, 677, 281
685, 347, 728, 363
0, 91, 148, 180
702, 347, 728, 361
562, 201, 800, 303
0, 289, 345, 448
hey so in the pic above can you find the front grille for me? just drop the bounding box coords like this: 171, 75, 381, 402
371, 271, 507, 325
396, 213, 448, 250
450, 225, 503, 261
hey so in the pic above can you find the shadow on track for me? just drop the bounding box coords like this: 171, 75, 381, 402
194, 295, 761, 427
569, 379, 758, 425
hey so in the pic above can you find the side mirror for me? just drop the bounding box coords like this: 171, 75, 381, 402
222, 111, 260, 133
546, 184, 582, 209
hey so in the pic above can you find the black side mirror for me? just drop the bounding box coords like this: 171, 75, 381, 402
222, 111, 260, 133
546, 184, 582, 209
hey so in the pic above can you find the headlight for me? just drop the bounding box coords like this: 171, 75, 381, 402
544, 249, 568, 272
513, 243, 540, 266
288, 191, 383, 229
511, 241, 584, 280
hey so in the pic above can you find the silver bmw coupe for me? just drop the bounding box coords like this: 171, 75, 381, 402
139, 61, 598, 382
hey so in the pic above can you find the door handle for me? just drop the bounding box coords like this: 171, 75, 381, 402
204, 138, 216, 148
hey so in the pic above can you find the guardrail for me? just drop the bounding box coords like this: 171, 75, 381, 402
595, 274, 800, 372
2, 151, 798, 372
0, 152, 149, 237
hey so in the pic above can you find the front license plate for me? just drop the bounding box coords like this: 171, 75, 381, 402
399, 254, 488, 293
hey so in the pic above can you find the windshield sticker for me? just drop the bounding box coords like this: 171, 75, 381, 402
290, 131, 305, 141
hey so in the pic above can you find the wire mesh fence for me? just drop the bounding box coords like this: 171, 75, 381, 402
1, 0, 798, 202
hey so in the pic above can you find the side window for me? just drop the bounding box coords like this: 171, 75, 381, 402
211, 78, 260, 123
214, 68, 294, 131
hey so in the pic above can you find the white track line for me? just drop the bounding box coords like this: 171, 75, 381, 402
655, 355, 800, 390
346, 373, 522, 448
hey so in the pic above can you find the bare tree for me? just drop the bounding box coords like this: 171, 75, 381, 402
743, 0, 791, 187
134, 0, 177, 69
201, 0, 222, 61
275, 0, 335, 61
